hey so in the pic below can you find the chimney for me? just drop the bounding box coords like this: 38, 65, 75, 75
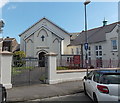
103, 18, 107, 26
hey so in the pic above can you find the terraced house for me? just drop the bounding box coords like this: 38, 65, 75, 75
19, 17, 119, 68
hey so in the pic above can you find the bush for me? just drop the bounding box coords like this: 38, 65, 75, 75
13, 51, 26, 59
13, 51, 26, 67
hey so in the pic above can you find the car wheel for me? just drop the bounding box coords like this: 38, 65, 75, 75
93, 93, 98, 103
83, 83, 87, 95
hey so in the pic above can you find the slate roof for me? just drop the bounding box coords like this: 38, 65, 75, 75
70, 32, 80, 40
0, 38, 15, 42
4, 38, 15, 41
14, 44, 20, 52
68, 22, 120, 46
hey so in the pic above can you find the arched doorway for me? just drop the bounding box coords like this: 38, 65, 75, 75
39, 52, 46, 67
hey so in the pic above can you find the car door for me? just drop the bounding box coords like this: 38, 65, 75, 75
88, 75, 96, 97
85, 71, 94, 96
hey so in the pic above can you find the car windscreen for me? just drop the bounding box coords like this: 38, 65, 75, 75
99, 73, 120, 84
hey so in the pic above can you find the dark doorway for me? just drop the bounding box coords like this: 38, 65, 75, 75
39, 52, 46, 67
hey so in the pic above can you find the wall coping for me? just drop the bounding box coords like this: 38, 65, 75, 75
45, 52, 58, 56
57, 69, 95, 73
57, 68, 120, 73
0, 51, 13, 55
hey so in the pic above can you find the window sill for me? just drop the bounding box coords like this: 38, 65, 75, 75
111, 50, 118, 52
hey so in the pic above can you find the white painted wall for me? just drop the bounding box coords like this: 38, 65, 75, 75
45, 53, 86, 84
106, 25, 118, 60
0, 51, 12, 89
52, 72, 86, 84
67, 45, 81, 55
26, 35, 34, 57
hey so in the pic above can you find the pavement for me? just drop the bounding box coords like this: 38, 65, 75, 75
7, 80, 84, 102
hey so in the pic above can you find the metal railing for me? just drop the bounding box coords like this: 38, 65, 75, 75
57, 59, 120, 69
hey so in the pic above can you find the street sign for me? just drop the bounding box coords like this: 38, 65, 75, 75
84, 43, 88, 50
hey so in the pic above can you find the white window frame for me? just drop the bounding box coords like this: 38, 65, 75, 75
111, 39, 117, 51
76, 48, 79, 55
95, 45, 102, 57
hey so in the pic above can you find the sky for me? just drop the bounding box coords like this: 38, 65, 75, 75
0, 1, 119, 43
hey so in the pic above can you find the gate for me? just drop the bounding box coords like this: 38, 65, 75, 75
11, 58, 47, 87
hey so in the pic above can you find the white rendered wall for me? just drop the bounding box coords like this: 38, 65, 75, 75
106, 25, 118, 61
0, 51, 12, 89
51, 72, 86, 84
45, 53, 86, 84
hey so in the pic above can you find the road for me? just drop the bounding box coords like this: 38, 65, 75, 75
31, 93, 93, 102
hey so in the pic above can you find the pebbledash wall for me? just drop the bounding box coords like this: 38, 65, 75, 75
45, 52, 86, 84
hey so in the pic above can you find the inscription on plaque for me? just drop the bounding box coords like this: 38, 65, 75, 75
36, 47, 49, 49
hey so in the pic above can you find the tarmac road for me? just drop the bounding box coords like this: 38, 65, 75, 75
31, 93, 93, 102
8, 93, 92, 103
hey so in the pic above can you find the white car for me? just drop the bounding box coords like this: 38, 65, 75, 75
83, 69, 120, 102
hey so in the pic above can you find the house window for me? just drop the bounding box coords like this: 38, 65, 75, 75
67, 57, 69, 63
99, 45, 102, 50
88, 51, 91, 56
99, 51, 102, 56
76, 48, 79, 54
88, 46, 91, 50
95, 45, 102, 57
96, 51, 98, 56
111, 40, 117, 50
3, 47, 8, 51
70, 57, 73, 63
95, 46, 98, 50
71, 48, 74, 54
95, 45, 103, 67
